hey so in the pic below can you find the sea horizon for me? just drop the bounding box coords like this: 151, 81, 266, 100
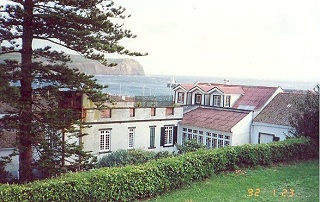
95, 74, 318, 97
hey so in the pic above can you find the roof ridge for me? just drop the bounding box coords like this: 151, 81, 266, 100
199, 106, 251, 114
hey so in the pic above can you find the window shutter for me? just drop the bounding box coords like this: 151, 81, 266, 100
160, 127, 165, 146
173, 126, 178, 144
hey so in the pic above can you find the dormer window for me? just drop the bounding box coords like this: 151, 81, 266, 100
177, 92, 185, 103
213, 95, 221, 107
195, 94, 202, 105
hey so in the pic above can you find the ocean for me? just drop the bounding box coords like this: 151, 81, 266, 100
95, 74, 318, 97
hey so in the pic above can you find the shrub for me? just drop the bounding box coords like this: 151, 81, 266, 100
97, 149, 130, 167
128, 149, 156, 164
0, 137, 317, 201
154, 151, 175, 159
175, 139, 207, 154
97, 149, 156, 168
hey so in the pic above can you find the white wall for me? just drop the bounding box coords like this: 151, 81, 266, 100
83, 119, 179, 159
230, 111, 253, 145
228, 94, 242, 107
252, 122, 290, 144
83, 106, 184, 159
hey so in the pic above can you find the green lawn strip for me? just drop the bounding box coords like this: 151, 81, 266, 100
147, 160, 319, 202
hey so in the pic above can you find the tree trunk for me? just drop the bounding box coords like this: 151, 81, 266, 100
19, 0, 34, 182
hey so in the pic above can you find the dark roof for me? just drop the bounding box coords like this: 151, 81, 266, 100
179, 107, 250, 132
253, 92, 306, 126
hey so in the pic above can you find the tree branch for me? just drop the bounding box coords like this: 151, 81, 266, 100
0, 50, 20, 55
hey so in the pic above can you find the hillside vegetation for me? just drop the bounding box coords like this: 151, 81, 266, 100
0, 53, 145, 76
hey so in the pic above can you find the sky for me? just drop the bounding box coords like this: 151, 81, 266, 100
111, 0, 319, 81
1, 0, 318, 81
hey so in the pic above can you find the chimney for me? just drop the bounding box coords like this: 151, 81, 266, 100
224, 79, 230, 85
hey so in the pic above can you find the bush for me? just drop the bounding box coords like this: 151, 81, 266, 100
175, 139, 207, 154
97, 149, 156, 168
154, 151, 175, 159
0, 137, 317, 201
97, 150, 130, 167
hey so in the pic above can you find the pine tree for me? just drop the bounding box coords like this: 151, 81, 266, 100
0, 0, 144, 182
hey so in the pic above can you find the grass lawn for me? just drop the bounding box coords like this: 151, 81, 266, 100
147, 160, 319, 202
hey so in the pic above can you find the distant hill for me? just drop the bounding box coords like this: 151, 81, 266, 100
0, 53, 145, 76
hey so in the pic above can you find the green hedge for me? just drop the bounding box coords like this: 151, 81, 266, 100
0, 137, 317, 201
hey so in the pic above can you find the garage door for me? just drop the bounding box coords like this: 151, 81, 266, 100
259, 133, 274, 144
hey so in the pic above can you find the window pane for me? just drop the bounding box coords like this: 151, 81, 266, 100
199, 136, 203, 144
164, 126, 174, 146
128, 128, 135, 148
150, 127, 155, 148
99, 130, 111, 152
206, 137, 211, 148
213, 139, 217, 148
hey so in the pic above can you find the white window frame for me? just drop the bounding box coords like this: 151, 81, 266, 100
195, 94, 202, 105
177, 92, 185, 104
128, 128, 135, 149
213, 95, 221, 107
182, 127, 231, 149
99, 129, 111, 152
164, 126, 174, 146
149, 126, 156, 148
225, 95, 231, 107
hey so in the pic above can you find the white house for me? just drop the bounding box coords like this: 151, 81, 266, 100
178, 107, 253, 148
172, 81, 283, 147
81, 95, 184, 158
252, 92, 306, 144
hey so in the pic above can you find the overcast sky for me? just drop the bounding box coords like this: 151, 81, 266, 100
112, 0, 319, 81
3, 0, 318, 81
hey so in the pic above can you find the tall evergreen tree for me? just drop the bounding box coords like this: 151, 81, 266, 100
0, 0, 144, 182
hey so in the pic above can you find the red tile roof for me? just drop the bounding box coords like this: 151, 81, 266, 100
177, 83, 279, 111
253, 92, 306, 126
179, 83, 245, 94
232, 86, 279, 110
175, 84, 195, 91
179, 107, 250, 132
